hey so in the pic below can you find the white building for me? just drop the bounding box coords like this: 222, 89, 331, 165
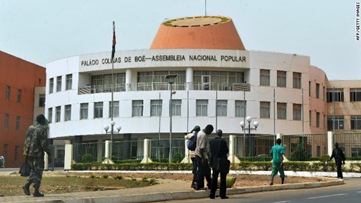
45, 16, 328, 162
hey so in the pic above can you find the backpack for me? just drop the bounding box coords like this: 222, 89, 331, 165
187, 133, 197, 151
23, 125, 42, 157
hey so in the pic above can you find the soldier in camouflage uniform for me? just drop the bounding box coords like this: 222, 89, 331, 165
22, 114, 52, 197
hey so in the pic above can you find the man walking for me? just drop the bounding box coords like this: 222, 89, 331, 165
330, 142, 346, 179
184, 125, 201, 188
194, 124, 213, 190
270, 138, 285, 185
22, 114, 52, 197
209, 129, 229, 199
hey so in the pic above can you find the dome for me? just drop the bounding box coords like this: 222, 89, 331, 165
150, 16, 245, 50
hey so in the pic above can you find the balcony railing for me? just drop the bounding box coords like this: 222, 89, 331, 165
78, 82, 250, 95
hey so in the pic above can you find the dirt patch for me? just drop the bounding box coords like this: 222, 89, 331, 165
61, 172, 331, 187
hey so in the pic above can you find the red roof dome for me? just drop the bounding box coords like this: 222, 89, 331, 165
150, 16, 245, 50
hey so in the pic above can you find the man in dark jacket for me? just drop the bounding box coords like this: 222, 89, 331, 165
209, 129, 229, 199
22, 114, 52, 197
330, 142, 346, 179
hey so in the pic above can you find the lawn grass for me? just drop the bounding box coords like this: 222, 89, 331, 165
0, 174, 157, 196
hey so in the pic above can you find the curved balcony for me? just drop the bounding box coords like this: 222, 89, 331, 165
78, 82, 250, 95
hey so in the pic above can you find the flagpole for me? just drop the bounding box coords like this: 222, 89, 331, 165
111, 21, 115, 162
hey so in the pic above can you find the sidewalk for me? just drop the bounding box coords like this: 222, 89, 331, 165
0, 170, 347, 203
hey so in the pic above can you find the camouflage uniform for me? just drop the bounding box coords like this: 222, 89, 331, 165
23, 118, 50, 197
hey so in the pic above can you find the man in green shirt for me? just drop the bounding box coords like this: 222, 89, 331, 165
270, 138, 285, 185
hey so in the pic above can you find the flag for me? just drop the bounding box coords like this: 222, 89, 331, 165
111, 21, 116, 61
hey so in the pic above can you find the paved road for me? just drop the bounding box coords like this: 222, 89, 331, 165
158, 178, 361, 203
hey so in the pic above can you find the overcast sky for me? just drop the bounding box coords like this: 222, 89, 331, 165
0, 0, 359, 80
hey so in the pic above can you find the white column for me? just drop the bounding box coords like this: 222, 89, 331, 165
227, 135, 240, 164
327, 131, 334, 156
186, 67, 193, 90
141, 139, 153, 163
44, 153, 49, 170
181, 139, 191, 163
125, 69, 132, 91
102, 140, 114, 164
64, 144, 73, 171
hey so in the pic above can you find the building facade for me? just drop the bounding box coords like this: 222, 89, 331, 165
0, 51, 46, 167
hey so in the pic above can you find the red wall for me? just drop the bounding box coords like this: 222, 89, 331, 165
0, 51, 45, 167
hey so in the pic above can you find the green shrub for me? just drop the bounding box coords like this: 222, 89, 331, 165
81, 154, 94, 163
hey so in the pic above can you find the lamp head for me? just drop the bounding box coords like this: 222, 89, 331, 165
110, 121, 115, 126
104, 125, 110, 133
246, 116, 252, 123
253, 121, 259, 129
165, 74, 178, 84
240, 121, 245, 128
117, 126, 121, 132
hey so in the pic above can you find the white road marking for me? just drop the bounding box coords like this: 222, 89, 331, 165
272, 201, 291, 203
307, 193, 348, 199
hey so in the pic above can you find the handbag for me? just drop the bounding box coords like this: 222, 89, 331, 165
19, 161, 31, 177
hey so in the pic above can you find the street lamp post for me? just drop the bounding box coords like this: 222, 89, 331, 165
165, 74, 177, 163
240, 116, 259, 157
104, 122, 121, 162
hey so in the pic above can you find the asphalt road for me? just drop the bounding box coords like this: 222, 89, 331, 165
158, 178, 361, 203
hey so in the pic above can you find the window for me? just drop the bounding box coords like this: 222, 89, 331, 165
49, 78, 54, 93
4, 114, 9, 128
193, 70, 245, 90
39, 94, 45, 107
16, 116, 20, 130
317, 146, 321, 157
80, 103, 88, 120
132, 100, 143, 117
352, 148, 361, 157
316, 83, 320, 99
277, 71, 286, 87
66, 74, 72, 90
109, 101, 119, 118
14, 145, 19, 161
277, 102, 287, 119
235, 100, 246, 117
64, 105, 71, 121
94, 102, 103, 118
6, 86, 10, 101
326, 88, 344, 102
56, 76, 62, 92
293, 104, 302, 120
309, 81, 311, 96
216, 100, 227, 116
316, 112, 320, 128
17, 89, 22, 103
196, 100, 208, 116
351, 115, 361, 130
293, 72, 301, 89
48, 108, 53, 123
350, 88, 361, 102
260, 69, 270, 86
172, 99, 181, 116
3, 144, 8, 161
327, 116, 344, 130
151, 100, 162, 117
55, 106, 61, 122
260, 101, 270, 118
309, 111, 312, 126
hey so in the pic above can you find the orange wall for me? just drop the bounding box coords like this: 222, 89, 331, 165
0, 51, 45, 167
